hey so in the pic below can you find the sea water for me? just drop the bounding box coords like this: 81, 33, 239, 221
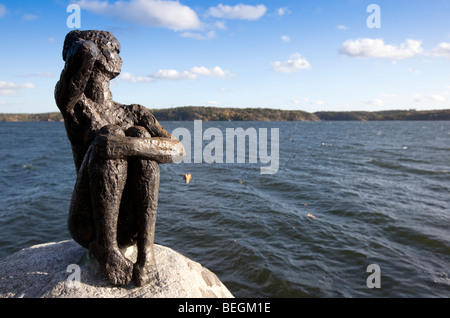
0, 121, 449, 297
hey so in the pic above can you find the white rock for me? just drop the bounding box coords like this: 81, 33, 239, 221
0, 240, 234, 298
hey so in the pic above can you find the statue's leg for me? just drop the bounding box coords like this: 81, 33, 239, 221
87, 125, 134, 286
125, 126, 160, 287
68, 145, 95, 249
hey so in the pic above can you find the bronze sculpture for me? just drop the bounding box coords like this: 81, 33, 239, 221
55, 30, 185, 286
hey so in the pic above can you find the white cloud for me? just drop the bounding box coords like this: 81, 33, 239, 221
281, 35, 291, 43
0, 81, 35, 95
366, 98, 384, 107
208, 3, 267, 21
0, 4, 7, 18
46, 37, 57, 43
427, 95, 446, 102
76, 0, 202, 31
180, 30, 216, 40
119, 72, 154, 83
380, 93, 396, 98
189, 66, 232, 78
313, 100, 325, 106
339, 38, 423, 60
214, 21, 227, 30
271, 53, 311, 73
18, 72, 55, 78
292, 98, 308, 105
121, 66, 234, 82
277, 7, 291, 16
150, 69, 196, 81
336, 25, 348, 30
431, 42, 450, 58
413, 93, 446, 103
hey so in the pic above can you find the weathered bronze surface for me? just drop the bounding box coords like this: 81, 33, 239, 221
55, 30, 185, 286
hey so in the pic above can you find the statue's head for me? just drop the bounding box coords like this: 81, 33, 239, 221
63, 30, 122, 79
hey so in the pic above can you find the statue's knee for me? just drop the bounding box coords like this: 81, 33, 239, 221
126, 126, 151, 138
91, 125, 126, 160
98, 124, 126, 138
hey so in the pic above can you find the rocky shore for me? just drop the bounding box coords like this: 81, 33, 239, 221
0, 240, 234, 298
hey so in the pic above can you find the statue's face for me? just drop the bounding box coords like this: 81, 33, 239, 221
97, 40, 122, 79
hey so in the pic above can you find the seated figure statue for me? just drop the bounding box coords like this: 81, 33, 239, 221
55, 30, 185, 287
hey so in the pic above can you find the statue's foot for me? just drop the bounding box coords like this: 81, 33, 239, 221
133, 259, 160, 287
89, 242, 134, 286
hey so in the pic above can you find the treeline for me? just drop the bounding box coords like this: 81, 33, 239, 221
1, 107, 449, 122
151, 106, 320, 121
315, 109, 450, 121
0, 112, 64, 122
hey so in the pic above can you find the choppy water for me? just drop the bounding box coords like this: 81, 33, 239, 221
0, 121, 449, 297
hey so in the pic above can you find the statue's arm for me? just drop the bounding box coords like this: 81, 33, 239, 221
96, 134, 186, 164
127, 137, 185, 163
120, 105, 186, 163
54, 40, 100, 114
132, 106, 173, 139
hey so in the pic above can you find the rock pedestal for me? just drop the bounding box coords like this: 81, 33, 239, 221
0, 240, 233, 298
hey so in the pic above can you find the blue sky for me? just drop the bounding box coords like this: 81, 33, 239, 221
1, 0, 450, 114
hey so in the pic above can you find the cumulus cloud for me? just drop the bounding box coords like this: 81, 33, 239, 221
119, 72, 154, 83
180, 30, 216, 40
150, 69, 197, 81
0, 81, 35, 95
76, 0, 202, 31
313, 100, 325, 106
431, 42, 450, 58
152, 66, 233, 81
336, 25, 348, 30
339, 38, 423, 60
214, 21, 227, 30
277, 7, 291, 16
413, 93, 446, 103
366, 98, 384, 107
281, 35, 291, 43
18, 72, 55, 78
190, 66, 232, 78
427, 94, 446, 102
271, 53, 311, 73
120, 66, 234, 82
208, 3, 267, 20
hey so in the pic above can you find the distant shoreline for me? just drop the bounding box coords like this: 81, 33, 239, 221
1, 107, 449, 122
